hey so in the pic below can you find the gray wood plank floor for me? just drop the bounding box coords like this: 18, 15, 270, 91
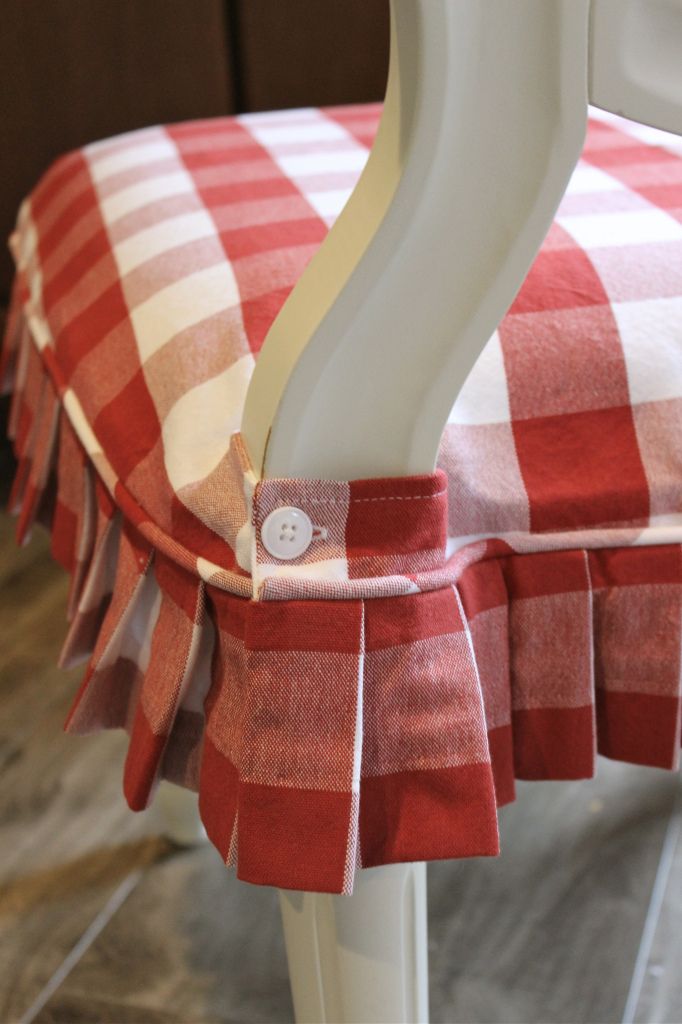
1, 510, 681, 1024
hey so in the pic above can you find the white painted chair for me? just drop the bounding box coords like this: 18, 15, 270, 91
163, 2, 682, 1021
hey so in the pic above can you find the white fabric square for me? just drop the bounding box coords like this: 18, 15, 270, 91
163, 354, 255, 490
239, 107, 316, 125
89, 137, 178, 183
131, 262, 240, 361
245, 120, 349, 146
275, 149, 368, 177
101, 171, 196, 223
447, 332, 510, 426
564, 162, 623, 195
114, 210, 217, 275
558, 208, 682, 250
615, 296, 682, 404
306, 188, 355, 222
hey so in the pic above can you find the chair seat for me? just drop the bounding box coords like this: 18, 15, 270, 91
4, 103, 682, 893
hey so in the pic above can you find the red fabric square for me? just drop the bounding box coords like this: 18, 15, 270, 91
364, 587, 463, 651
586, 144, 679, 169
588, 545, 682, 589
199, 736, 239, 860
56, 279, 130, 376
512, 706, 595, 779
347, 471, 447, 559
512, 405, 650, 532
638, 183, 682, 216
597, 692, 680, 769
504, 549, 589, 599
42, 227, 112, 311
246, 599, 363, 654
179, 143, 264, 169
458, 559, 508, 618
360, 763, 499, 867
238, 781, 352, 892
37, 182, 98, 264
219, 218, 327, 260
509, 244, 609, 314
93, 367, 161, 480
501, 305, 629, 419
200, 177, 300, 208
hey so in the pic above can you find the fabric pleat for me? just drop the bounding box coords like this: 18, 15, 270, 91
123, 556, 206, 810
4, 247, 682, 894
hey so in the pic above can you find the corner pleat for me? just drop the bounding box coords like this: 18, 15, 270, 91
459, 545, 682, 790
59, 480, 120, 668
64, 521, 154, 733
504, 550, 597, 781
589, 546, 682, 769
458, 558, 516, 805
199, 591, 366, 893
360, 587, 499, 870
123, 557, 206, 809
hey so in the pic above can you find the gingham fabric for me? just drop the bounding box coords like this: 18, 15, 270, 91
3, 103, 682, 894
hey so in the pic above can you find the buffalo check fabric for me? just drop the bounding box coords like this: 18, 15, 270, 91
3, 104, 682, 894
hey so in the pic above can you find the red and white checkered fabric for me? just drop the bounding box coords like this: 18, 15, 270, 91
3, 104, 682, 893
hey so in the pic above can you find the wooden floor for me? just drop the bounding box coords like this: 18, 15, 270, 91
1, 508, 681, 1024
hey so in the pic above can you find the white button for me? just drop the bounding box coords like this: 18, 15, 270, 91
261, 506, 314, 560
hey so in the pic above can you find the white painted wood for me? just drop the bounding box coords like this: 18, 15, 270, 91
241, 0, 591, 480
589, 0, 682, 134
154, 782, 206, 846
279, 862, 428, 1024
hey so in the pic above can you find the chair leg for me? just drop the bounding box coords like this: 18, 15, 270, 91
154, 781, 206, 846
279, 862, 429, 1024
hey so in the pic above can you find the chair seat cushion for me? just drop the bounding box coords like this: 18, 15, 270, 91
4, 104, 682, 893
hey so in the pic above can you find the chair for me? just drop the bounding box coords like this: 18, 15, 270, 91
4, 2, 682, 1021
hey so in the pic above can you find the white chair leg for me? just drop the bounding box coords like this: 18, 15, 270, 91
279, 862, 429, 1024
154, 781, 206, 846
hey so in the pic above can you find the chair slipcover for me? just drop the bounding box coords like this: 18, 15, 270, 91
3, 104, 682, 894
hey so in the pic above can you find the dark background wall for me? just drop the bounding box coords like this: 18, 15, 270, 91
0, 0, 390, 306
0, 0, 390, 487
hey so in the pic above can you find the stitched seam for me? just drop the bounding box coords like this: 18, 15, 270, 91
301, 491, 447, 505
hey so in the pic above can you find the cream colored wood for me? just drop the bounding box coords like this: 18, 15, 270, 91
279, 862, 428, 1024
589, 0, 682, 134
154, 783, 206, 846
241, 0, 591, 481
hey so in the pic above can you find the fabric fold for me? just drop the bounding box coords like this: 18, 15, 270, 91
201, 592, 366, 892
123, 556, 206, 810
4, 293, 682, 892
589, 546, 682, 767
4, 99, 682, 893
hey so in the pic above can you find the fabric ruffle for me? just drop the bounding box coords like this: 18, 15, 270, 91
4, 296, 681, 893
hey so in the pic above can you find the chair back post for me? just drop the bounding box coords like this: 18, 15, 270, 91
242, 0, 591, 481
590, 0, 682, 135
